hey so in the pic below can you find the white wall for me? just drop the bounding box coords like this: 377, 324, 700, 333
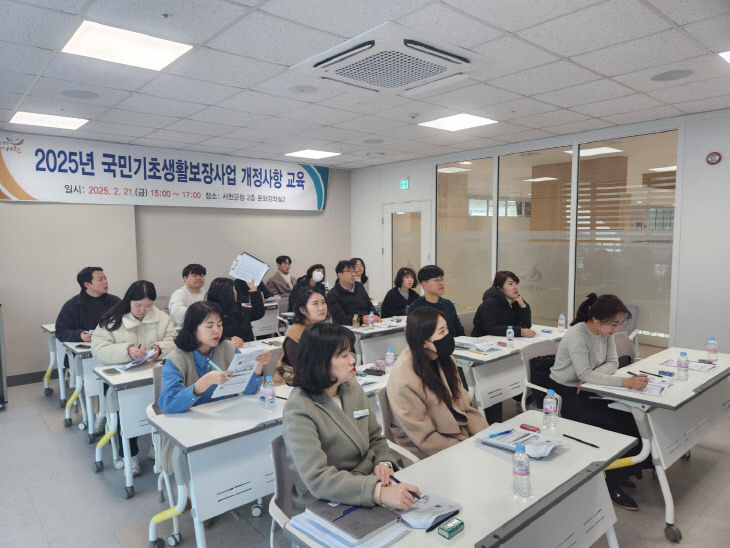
351, 109, 730, 348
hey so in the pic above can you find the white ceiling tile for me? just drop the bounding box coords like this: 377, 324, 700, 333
501, 128, 556, 143
99, 108, 179, 128
71, 131, 137, 144
19, 0, 88, 14
382, 124, 485, 146
572, 93, 665, 117
15, 95, 109, 119
0, 41, 55, 75
252, 72, 345, 103
242, 115, 320, 135
683, 13, 730, 52
44, 53, 158, 91
285, 104, 360, 126
218, 91, 308, 116
298, 126, 362, 142
164, 119, 238, 137
572, 29, 709, 76
0, 2, 77, 49
340, 133, 407, 148
0, 108, 12, 122
424, 82, 520, 110
141, 129, 202, 144
544, 118, 613, 134
510, 110, 589, 128
167, 48, 285, 89
190, 106, 274, 127
320, 91, 413, 114
459, 121, 529, 138
259, 0, 431, 36
443, 0, 603, 32
85, 0, 248, 44
131, 137, 190, 151
0, 70, 35, 94
184, 143, 241, 155
225, 126, 305, 145
469, 36, 559, 81
397, 3, 503, 48
647, 74, 730, 103
335, 115, 408, 133
375, 101, 456, 124
674, 94, 730, 114
613, 54, 730, 91
0, 93, 22, 110
115, 93, 205, 117
138, 74, 239, 105
456, 137, 505, 150
473, 97, 558, 121
28, 77, 131, 107
533, 80, 634, 108
208, 12, 343, 65
196, 136, 261, 150
600, 105, 684, 124
647, 0, 730, 25
517, 0, 671, 57
491, 61, 599, 95
80, 120, 153, 138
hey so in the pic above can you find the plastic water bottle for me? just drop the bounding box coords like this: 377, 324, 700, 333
384, 347, 395, 367
513, 444, 531, 498
506, 326, 515, 348
708, 337, 718, 364
262, 376, 276, 411
367, 310, 375, 328
677, 352, 689, 382
542, 389, 558, 430
558, 313, 566, 333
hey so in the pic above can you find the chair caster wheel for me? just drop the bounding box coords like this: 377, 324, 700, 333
125, 486, 135, 499
88, 434, 96, 444
149, 538, 165, 548
664, 524, 682, 542
79, 422, 87, 431
251, 504, 263, 517
681, 450, 691, 460
94, 461, 104, 473
64, 418, 72, 427
45, 387, 53, 396
167, 533, 181, 546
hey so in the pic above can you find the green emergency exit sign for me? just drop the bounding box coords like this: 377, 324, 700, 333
400, 178, 409, 190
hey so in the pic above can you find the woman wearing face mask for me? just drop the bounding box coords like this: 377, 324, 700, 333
472, 271, 535, 338
385, 307, 487, 459
381, 267, 419, 318
288, 264, 326, 313
274, 288, 328, 386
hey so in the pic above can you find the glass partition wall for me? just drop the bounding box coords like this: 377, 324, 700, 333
436, 130, 677, 347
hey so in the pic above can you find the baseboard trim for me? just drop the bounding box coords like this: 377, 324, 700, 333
8, 369, 59, 387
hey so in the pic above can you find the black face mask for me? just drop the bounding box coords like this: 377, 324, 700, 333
430, 333, 455, 358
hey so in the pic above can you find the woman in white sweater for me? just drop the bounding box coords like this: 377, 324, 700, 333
92, 280, 176, 475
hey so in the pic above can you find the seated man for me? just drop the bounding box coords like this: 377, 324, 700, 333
265, 255, 296, 298
326, 259, 380, 325
407, 265, 464, 337
169, 263, 206, 328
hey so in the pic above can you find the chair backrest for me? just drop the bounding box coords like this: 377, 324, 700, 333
458, 311, 475, 337
278, 297, 289, 315
520, 340, 559, 383
270, 434, 293, 519
613, 331, 635, 366
377, 388, 395, 442
620, 303, 640, 337
520, 340, 558, 408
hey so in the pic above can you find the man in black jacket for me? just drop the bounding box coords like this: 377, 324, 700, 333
326, 260, 379, 325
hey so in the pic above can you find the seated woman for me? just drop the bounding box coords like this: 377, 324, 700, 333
274, 288, 327, 386
386, 307, 487, 460
91, 280, 176, 476
548, 293, 648, 511
158, 301, 270, 413
288, 263, 326, 313
472, 270, 535, 338
206, 277, 265, 344
283, 323, 420, 514
351, 257, 368, 291
381, 267, 420, 318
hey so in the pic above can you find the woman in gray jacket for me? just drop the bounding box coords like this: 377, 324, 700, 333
283, 323, 420, 514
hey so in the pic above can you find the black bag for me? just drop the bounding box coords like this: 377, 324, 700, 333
529, 354, 555, 409
618, 355, 633, 368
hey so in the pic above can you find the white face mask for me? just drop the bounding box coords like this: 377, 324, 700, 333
312, 270, 324, 283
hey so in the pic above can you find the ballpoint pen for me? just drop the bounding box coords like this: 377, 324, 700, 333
389, 475, 420, 500
488, 429, 513, 438
563, 433, 599, 448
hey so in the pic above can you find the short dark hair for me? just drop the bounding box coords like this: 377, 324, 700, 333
306, 263, 325, 280
174, 301, 224, 352
77, 266, 103, 290
493, 270, 519, 288
99, 280, 157, 331
572, 293, 631, 326
293, 323, 355, 393
394, 267, 418, 289
276, 255, 291, 265
335, 260, 355, 274
206, 277, 240, 319
293, 287, 327, 325
182, 264, 206, 278
417, 264, 444, 283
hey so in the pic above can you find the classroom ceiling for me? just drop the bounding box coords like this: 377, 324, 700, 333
1, 0, 729, 169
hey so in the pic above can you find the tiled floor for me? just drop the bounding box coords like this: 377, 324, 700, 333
2, 379, 729, 547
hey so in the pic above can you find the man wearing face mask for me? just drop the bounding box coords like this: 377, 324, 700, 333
385, 307, 488, 459
288, 264, 327, 313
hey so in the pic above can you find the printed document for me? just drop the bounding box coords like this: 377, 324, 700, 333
394, 491, 460, 529
474, 422, 563, 458
659, 358, 717, 372
211, 343, 268, 398
116, 349, 156, 371
229, 252, 270, 285
608, 373, 673, 397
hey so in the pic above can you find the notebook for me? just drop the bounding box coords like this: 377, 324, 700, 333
302, 500, 401, 545
454, 336, 499, 353
394, 491, 460, 529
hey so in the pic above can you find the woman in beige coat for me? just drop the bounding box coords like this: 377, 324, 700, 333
283, 323, 420, 515
91, 280, 176, 476
386, 307, 488, 459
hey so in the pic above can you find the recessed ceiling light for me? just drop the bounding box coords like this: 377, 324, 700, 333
285, 149, 340, 159
419, 113, 498, 132
523, 177, 558, 182
437, 167, 471, 173
718, 51, 730, 64
61, 89, 99, 99
459, 161, 472, 165
565, 147, 622, 157
651, 69, 693, 81
62, 20, 192, 70
10, 111, 88, 130
649, 165, 677, 173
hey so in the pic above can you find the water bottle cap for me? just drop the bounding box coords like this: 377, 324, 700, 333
515, 444, 526, 453
546, 389, 555, 396
387, 347, 392, 352
369, 310, 374, 314
709, 337, 716, 341
680, 352, 687, 356
559, 313, 565, 316
508, 325, 513, 329
265, 375, 273, 381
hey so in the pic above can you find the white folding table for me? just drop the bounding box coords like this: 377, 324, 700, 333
252, 301, 281, 338
348, 317, 407, 365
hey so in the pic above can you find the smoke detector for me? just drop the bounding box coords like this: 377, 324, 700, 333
291, 22, 488, 96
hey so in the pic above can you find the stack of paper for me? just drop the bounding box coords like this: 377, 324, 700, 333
454, 336, 499, 353
659, 358, 717, 372
116, 348, 156, 371
474, 422, 563, 459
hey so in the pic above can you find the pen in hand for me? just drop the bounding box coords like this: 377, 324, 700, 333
206, 358, 223, 372
389, 475, 420, 500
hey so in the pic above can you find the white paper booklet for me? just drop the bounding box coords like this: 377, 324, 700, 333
474, 422, 563, 459
229, 252, 270, 285
116, 348, 156, 371
211, 343, 268, 398
659, 358, 717, 372
289, 514, 409, 548
394, 491, 460, 529
607, 374, 673, 397
454, 336, 499, 353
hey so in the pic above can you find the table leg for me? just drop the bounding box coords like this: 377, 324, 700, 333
605, 525, 619, 548
651, 440, 682, 542
56, 341, 67, 407
123, 435, 134, 498
85, 390, 95, 444
43, 334, 56, 396
64, 369, 84, 428
95, 409, 118, 472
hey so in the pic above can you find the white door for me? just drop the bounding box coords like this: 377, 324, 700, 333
382, 200, 432, 288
